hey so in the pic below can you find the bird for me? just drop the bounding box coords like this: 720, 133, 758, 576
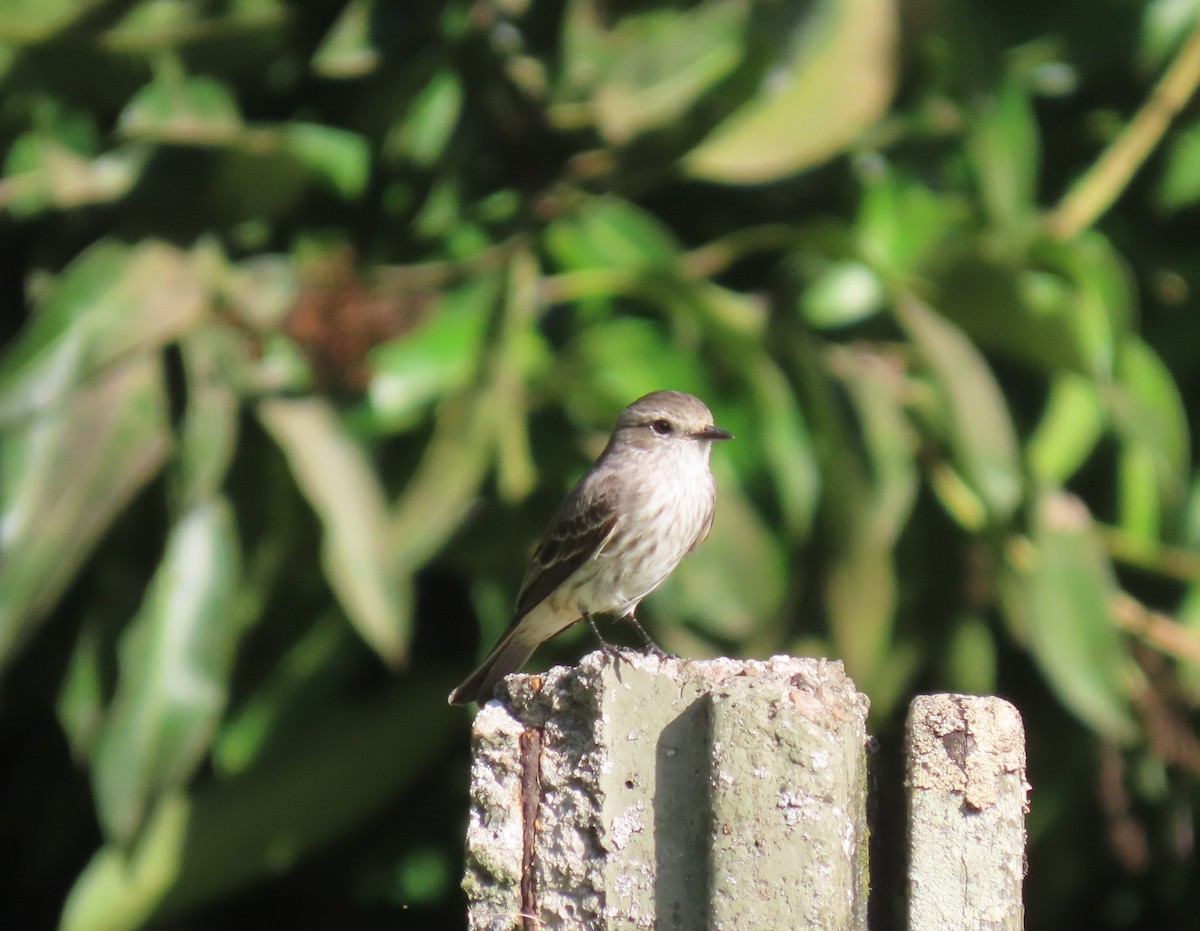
448, 390, 733, 705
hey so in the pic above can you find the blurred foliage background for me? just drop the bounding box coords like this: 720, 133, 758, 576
3, 0, 1200, 927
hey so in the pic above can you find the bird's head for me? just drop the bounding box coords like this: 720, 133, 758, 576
611, 390, 733, 453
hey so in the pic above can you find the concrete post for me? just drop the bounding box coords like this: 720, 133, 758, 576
905, 694, 1029, 931
462, 650, 871, 930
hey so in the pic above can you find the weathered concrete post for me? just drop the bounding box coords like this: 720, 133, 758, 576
905, 694, 1029, 931
462, 650, 871, 930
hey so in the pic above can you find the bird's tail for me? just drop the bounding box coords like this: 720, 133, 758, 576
447, 627, 540, 706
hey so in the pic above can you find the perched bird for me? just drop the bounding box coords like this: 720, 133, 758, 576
448, 390, 732, 706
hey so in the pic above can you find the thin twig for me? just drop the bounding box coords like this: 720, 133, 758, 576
1046, 21, 1200, 239
1099, 525, 1200, 583
1111, 592, 1200, 666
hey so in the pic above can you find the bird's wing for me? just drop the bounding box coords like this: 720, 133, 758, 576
511, 480, 620, 622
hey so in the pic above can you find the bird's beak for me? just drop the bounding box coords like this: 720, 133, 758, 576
693, 425, 734, 441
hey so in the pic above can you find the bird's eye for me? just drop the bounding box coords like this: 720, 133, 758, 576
650, 419, 673, 436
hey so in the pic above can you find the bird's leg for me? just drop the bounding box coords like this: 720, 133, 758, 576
624, 613, 674, 659
583, 611, 620, 659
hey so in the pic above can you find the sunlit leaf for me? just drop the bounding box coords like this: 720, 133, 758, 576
967, 76, 1039, 234
118, 72, 243, 143
258, 397, 411, 665
896, 295, 1022, 523
210, 614, 349, 777
0, 0, 101, 40
1157, 117, 1200, 210
61, 675, 459, 931
831, 346, 918, 545
1028, 373, 1106, 483
1, 134, 146, 216
683, 0, 897, 182
928, 251, 1092, 374
567, 317, 708, 406
0, 357, 170, 669
492, 248, 542, 503
282, 123, 371, 199
389, 392, 498, 573
941, 614, 998, 696
1139, 0, 1200, 70
1028, 232, 1133, 378
1110, 337, 1189, 503
555, 0, 746, 140
826, 530, 897, 692
800, 260, 885, 328
311, 0, 381, 78
545, 196, 681, 272
56, 615, 109, 764
92, 498, 242, 845
1117, 444, 1162, 541
857, 169, 965, 281
173, 328, 242, 509
367, 276, 496, 432
384, 67, 464, 167
1000, 492, 1138, 744
744, 359, 820, 539
0, 240, 208, 426
818, 346, 917, 690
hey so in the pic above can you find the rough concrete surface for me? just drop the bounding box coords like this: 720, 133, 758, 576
462, 651, 871, 930
905, 694, 1029, 931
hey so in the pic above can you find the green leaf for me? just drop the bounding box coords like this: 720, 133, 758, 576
384, 67, 463, 168
826, 530, 897, 692
389, 393, 498, 573
1157, 117, 1200, 211
555, 0, 746, 140
967, 76, 1039, 233
1117, 444, 1162, 541
1028, 232, 1133, 378
281, 123, 371, 199
1028, 373, 1106, 483
831, 346, 919, 545
0, 240, 208, 426
56, 615, 110, 765
1000, 492, 1138, 744
258, 397, 411, 665
1139, 0, 1200, 70
545, 196, 681, 272
1110, 337, 1190, 510
896, 295, 1022, 524
492, 248, 543, 503
119, 72, 243, 144
0, 357, 170, 669
941, 614, 998, 696
173, 328, 242, 509
568, 317, 708, 407
0, 0, 102, 40
210, 614, 349, 777
61, 675, 459, 931
92, 498, 242, 845
311, 0, 381, 78
745, 359, 820, 539
928, 250, 1093, 374
800, 260, 886, 328
857, 170, 965, 281
367, 276, 495, 432
818, 345, 917, 689
683, 0, 897, 182
2, 134, 146, 216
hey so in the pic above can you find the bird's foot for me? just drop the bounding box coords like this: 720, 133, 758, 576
624, 614, 678, 660
583, 612, 622, 660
